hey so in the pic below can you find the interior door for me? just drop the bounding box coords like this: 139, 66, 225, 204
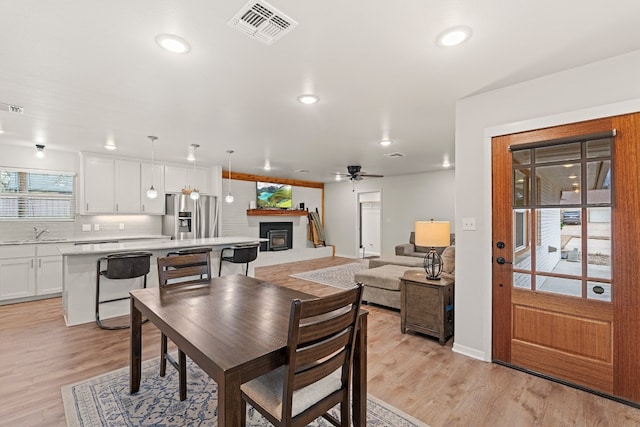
492, 113, 640, 403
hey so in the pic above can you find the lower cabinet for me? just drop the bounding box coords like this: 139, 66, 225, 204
0, 256, 36, 300
0, 244, 65, 302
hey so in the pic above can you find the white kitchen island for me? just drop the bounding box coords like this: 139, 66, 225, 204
60, 237, 262, 326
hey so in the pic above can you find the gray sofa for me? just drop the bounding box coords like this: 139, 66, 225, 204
395, 232, 455, 258
356, 245, 455, 309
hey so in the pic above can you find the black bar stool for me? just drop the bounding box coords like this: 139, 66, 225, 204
218, 243, 259, 276
95, 251, 152, 330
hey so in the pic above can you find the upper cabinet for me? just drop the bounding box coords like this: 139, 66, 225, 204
80, 154, 166, 215
165, 165, 210, 195
114, 159, 141, 213
82, 155, 115, 214
140, 163, 165, 214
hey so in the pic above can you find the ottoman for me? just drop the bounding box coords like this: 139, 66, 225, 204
354, 265, 423, 310
369, 255, 424, 269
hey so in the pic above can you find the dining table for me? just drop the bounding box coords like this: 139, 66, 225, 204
129, 273, 368, 427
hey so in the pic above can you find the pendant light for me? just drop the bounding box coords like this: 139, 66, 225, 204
190, 144, 200, 200
146, 136, 158, 199
225, 150, 234, 203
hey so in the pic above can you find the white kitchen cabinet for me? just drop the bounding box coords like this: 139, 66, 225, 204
164, 165, 210, 194
140, 163, 165, 214
188, 167, 210, 195
0, 245, 36, 301
35, 244, 69, 296
164, 165, 189, 193
82, 155, 115, 214
115, 159, 141, 213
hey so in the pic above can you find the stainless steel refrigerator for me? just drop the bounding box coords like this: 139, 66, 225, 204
162, 194, 219, 240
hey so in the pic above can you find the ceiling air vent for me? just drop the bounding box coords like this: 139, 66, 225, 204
228, 0, 298, 45
1, 102, 24, 114
385, 152, 405, 158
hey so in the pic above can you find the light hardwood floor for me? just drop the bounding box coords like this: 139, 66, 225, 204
1, 256, 639, 426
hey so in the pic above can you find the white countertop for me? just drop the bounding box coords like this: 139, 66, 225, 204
0, 234, 170, 246
59, 236, 263, 256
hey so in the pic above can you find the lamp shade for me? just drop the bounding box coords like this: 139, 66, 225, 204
415, 221, 450, 247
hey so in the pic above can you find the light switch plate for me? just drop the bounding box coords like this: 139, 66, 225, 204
93, 223, 100, 231
119, 223, 125, 230
462, 217, 476, 231
82, 224, 91, 232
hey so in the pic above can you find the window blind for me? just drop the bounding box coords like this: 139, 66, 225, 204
0, 169, 76, 220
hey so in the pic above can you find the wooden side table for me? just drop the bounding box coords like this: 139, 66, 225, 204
400, 270, 454, 345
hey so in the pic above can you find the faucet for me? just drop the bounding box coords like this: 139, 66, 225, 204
33, 226, 50, 240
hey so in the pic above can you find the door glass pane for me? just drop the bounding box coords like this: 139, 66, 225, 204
513, 272, 532, 289
536, 275, 582, 297
536, 164, 581, 206
560, 215, 582, 276
513, 149, 531, 165
513, 210, 531, 271
535, 142, 581, 163
587, 161, 611, 204
587, 207, 611, 280
588, 281, 611, 302
586, 138, 611, 158
535, 208, 563, 274
513, 169, 530, 206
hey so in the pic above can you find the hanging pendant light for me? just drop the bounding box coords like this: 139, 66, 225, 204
190, 144, 200, 200
146, 136, 158, 199
225, 150, 234, 203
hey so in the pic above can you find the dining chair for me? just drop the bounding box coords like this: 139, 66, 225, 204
218, 243, 259, 276
156, 251, 212, 401
240, 283, 363, 427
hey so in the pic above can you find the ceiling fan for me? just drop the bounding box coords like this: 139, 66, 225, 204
340, 165, 384, 181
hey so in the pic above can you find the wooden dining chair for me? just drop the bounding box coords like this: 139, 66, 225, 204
156, 251, 212, 401
240, 283, 363, 427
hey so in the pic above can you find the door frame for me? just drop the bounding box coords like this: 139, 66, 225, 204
355, 190, 382, 258
478, 99, 640, 362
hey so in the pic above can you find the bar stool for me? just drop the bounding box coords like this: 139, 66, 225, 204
218, 243, 259, 276
95, 251, 152, 330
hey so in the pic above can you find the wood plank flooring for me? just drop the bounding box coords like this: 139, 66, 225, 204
1, 256, 639, 426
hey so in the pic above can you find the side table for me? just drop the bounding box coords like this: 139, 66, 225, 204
400, 270, 454, 345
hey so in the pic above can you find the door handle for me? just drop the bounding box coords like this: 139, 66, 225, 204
496, 257, 512, 265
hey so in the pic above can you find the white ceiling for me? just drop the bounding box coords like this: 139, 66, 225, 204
1, 1, 640, 183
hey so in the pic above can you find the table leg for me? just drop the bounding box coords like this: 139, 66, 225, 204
217, 372, 243, 427
353, 312, 368, 427
129, 297, 142, 394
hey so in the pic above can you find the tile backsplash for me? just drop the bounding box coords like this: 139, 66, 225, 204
0, 215, 162, 241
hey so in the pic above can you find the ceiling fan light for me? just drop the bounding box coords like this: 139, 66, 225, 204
35, 144, 45, 158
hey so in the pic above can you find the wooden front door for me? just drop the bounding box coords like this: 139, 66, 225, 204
492, 113, 640, 403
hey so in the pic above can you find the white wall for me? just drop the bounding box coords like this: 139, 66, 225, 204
219, 179, 323, 249
324, 169, 455, 258
454, 49, 640, 360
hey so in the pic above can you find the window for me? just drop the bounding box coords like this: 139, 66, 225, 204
0, 169, 76, 220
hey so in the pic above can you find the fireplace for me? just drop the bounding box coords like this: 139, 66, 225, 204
259, 222, 293, 251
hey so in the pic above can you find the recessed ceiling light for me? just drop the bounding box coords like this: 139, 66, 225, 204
568, 174, 577, 179
155, 34, 191, 54
104, 141, 117, 151
263, 162, 271, 171
437, 26, 472, 47
335, 174, 342, 181
379, 140, 392, 146
297, 94, 319, 105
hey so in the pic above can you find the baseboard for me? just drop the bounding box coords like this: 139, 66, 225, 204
452, 342, 488, 361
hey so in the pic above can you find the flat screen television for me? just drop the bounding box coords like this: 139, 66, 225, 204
256, 182, 292, 208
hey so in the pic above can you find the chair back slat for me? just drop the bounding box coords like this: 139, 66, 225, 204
298, 308, 357, 345
157, 252, 211, 288
295, 328, 351, 369
293, 349, 348, 391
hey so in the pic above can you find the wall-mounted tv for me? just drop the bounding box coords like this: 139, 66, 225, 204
256, 182, 292, 208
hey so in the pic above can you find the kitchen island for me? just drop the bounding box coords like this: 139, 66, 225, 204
60, 237, 262, 326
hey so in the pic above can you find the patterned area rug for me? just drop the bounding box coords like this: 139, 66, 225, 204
62, 356, 429, 426
289, 262, 369, 290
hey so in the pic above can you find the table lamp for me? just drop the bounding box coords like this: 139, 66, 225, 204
415, 220, 451, 280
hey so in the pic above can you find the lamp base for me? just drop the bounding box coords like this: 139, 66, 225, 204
424, 249, 443, 280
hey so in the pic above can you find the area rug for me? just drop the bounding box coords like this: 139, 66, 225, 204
62, 356, 429, 427
289, 262, 369, 290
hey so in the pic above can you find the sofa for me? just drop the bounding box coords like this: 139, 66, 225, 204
355, 245, 455, 309
395, 232, 456, 258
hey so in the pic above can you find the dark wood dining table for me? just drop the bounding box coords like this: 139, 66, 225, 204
129, 274, 368, 427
